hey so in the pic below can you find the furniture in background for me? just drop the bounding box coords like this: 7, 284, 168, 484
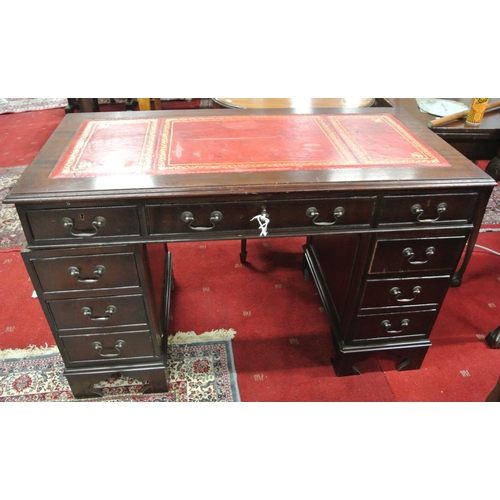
385, 98, 500, 179
65, 98, 135, 113
486, 324, 500, 349
484, 145, 500, 181
486, 375, 500, 401
6, 108, 495, 397
137, 98, 162, 111
213, 98, 377, 110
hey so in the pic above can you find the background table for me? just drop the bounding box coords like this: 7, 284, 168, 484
385, 98, 500, 179
212, 98, 376, 110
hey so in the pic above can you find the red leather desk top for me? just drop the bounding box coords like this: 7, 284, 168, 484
50, 114, 450, 179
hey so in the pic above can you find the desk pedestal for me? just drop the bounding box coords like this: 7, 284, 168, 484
22, 244, 171, 398
303, 226, 469, 376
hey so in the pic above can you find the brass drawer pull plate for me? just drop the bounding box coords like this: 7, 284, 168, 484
381, 318, 410, 334
390, 286, 422, 303
410, 203, 447, 222
61, 216, 106, 237
81, 305, 117, 321
306, 206, 345, 226
181, 211, 223, 231
402, 246, 435, 265
67, 265, 106, 283
92, 339, 125, 358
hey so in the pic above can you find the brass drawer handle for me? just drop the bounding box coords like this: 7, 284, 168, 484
92, 339, 125, 358
306, 206, 345, 226
381, 318, 410, 334
181, 211, 223, 231
410, 203, 447, 222
390, 286, 422, 303
61, 216, 106, 237
67, 265, 106, 283
402, 246, 435, 265
81, 305, 117, 321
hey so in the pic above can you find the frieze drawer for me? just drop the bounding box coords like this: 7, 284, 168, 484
25, 206, 141, 243
369, 235, 468, 275
60, 330, 156, 364
47, 294, 148, 331
360, 276, 451, 310
30, 251, 141, 293
146, 196, 376, 236
379, 193, 477, 225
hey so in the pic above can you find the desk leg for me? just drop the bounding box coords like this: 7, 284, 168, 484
451, 231, 478, 287
240, 239, 247, 263
65, 98, 99, 113
331, 345, 429, 376
486, 376, 500, 401
451, 187, 493, 287
486, 326, 500, 348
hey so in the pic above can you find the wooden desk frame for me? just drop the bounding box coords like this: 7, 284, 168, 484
6, 108, 495, 398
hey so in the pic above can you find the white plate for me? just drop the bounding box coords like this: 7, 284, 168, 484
416, 99, 468, 117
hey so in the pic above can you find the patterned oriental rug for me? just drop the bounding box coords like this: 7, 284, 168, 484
0, 332, 240, 402
0, 98, 210, 115
0, 98, 68, 114
0, 166, 27, 250
481, 184, 500, 228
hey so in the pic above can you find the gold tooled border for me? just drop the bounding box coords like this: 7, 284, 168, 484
327, 114, 449, 165
159, 114, 357, 171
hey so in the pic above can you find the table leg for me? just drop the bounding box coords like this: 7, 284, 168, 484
65, 98, 100, 113
486, 326, 500, 348
451, 186, 493, 287
486, 376, 500, 401
138, 98, 151, 111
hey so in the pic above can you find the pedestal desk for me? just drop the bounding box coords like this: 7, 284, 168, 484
6, 108, 495, 398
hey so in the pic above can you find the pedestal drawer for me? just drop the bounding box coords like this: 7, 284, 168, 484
47, 294, 148, 331
349, 309, 437, 343
60, 330, 155, 364
360, 276, 451, 310
30, 251, 140, 293
369, 235, 467, 275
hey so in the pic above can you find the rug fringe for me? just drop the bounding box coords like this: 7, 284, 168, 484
0, 330, 237, 359
167, 329, 237, 344
0, 344, 59, 360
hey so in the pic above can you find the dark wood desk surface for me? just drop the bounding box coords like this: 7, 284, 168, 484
8, 107, 494, 204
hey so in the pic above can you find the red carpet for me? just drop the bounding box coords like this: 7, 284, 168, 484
0, 108, 65, 168
167, 235, 500, 401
